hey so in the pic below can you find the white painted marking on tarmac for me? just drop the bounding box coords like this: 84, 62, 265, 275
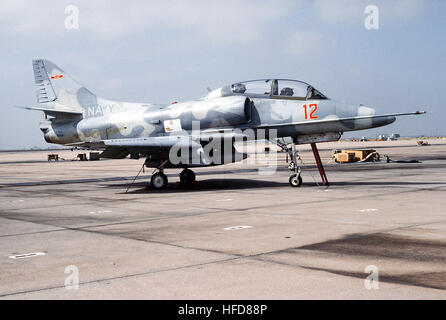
223, 226, 252, 230
9, 252, 46, 259
89, 210, 113, 214
10, 199, 25, 203
358, 208, 379, 213
216, 199, 233, 202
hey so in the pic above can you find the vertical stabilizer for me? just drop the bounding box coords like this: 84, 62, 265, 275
32, 59, 98, 114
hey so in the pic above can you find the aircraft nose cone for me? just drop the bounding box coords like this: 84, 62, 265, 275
357, 105, 375, 117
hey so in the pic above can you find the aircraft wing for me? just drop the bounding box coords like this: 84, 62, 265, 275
103, 136, 203, 149
67, 132, 249, 159
67, 136, 204, 159
69, 132, 248, 149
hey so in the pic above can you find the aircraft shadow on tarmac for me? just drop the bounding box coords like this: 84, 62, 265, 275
109, 178, 287, 194
104, 178, 446, 194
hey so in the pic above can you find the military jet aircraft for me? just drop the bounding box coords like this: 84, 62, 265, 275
21, 59, 425, 189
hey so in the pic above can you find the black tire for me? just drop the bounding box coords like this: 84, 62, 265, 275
180, 169, 196, 186
289, 174, 302, 187
151, 172, 168, 189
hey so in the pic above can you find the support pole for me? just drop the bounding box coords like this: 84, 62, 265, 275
310, 142, 329, 186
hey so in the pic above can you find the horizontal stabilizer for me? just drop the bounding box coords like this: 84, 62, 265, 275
16, 105, 83, 116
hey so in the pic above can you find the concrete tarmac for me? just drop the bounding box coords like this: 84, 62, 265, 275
0, 139, 445, 299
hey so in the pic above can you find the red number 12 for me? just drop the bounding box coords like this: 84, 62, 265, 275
303, 104, 318, 120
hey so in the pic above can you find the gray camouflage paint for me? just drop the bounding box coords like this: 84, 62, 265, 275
33, 59, 395, 165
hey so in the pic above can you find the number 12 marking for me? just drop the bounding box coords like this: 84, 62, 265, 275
303, 104, 318, 119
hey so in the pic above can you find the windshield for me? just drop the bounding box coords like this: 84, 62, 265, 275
306, 86, 328, 100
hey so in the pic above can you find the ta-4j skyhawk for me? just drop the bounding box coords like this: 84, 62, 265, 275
21, 59, 425, 189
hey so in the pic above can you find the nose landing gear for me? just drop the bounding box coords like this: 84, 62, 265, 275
274, 139, 303, 187
273, 139, 329, 187
288, 141, 303, 187
289, 173, 303, 187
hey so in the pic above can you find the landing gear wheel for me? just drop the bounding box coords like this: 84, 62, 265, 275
289, 174, 302, 187
180, 169, 196, 186
151, 172, 168, 190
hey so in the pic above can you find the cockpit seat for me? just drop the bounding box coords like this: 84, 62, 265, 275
280, 87, 294, 96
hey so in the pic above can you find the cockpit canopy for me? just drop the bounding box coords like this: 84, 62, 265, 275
207, 79, 328, 100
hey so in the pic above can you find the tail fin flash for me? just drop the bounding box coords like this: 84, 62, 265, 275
32, 59, 97, 111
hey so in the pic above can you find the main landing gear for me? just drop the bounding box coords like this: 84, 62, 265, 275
148, 159, 169, 190
150, 169, 196, 189
179, 168, 196, 186
147, 159, 196, 190
151, 171, 168, 190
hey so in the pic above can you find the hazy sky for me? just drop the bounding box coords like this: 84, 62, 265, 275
0, 0, 445, 149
